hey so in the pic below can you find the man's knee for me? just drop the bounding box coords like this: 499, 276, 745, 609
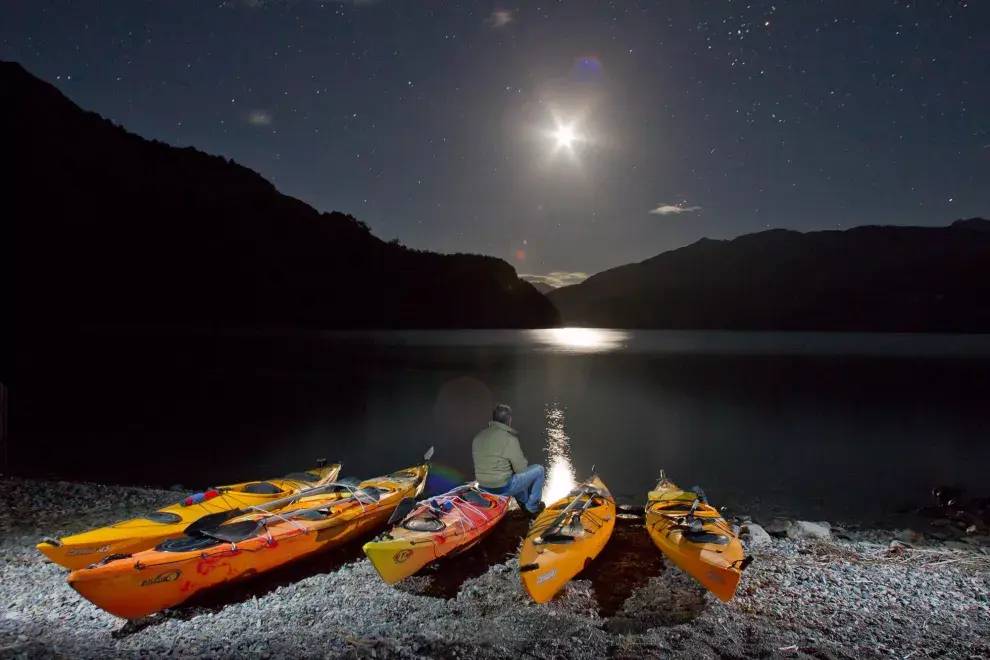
530, 464, 544, 475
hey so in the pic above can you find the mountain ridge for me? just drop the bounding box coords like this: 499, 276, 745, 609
548, 219, 990, 332
4, 60, 560, 330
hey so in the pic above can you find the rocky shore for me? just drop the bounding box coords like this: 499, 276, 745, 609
2, 477, 988, 660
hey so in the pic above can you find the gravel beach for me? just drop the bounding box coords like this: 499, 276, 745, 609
2, 476, 989, 660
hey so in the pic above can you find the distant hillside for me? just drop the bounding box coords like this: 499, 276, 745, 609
548, 220, 990, 332
528, 282, 557, 295
3, 61, 559, 330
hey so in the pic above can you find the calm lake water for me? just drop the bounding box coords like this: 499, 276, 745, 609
11, 329, 990, 525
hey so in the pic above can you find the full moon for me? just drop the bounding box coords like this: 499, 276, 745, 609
554, 124, 576, 149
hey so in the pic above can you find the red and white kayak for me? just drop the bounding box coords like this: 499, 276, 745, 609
362, 484, 510, 584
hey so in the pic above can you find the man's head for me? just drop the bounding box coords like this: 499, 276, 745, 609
492, 403, 513, 426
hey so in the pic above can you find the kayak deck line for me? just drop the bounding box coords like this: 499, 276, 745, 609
644, 471, 752, 603
36, 462, 343, 571
65, 463, 431, 619
519, 475, 617, 603
363, 483, 512, 584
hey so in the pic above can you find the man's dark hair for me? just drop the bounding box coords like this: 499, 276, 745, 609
492, 403, 513, 425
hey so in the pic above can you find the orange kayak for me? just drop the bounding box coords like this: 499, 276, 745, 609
66, 464, 429, 619
362, 484, 510, 584
519, 475, 616, 603
644, 472, 753, 602
39, 461, 341, 570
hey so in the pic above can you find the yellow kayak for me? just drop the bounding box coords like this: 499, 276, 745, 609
66, 463, 428, 619
519, 475, 616, 603
644, 472, 752, 602
38, 461, 341, 570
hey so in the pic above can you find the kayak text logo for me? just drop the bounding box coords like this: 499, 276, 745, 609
536, 568, 557, 585
66, 544, 112, 556
705, 569, 725, 584
393, 549, 413, 564
140, 570, 182, 587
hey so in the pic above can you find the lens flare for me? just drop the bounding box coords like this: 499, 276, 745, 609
424, 463, 468, 496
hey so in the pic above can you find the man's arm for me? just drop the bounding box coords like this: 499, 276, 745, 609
503, 435, 528, 474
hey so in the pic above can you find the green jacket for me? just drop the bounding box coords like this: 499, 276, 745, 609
471, 421, 528, 489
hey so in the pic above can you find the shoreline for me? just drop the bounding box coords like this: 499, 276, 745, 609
2, 476, 988, 659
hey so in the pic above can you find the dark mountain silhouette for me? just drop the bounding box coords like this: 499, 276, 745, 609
527, 282, 557, 295
4, 61, 559, 330
548, 219, 990, 332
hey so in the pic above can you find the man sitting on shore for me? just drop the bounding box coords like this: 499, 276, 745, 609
471, 403, 545, 515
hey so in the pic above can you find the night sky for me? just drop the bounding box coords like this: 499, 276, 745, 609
4, 1, 987, 288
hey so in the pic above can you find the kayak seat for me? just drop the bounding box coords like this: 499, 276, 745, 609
138, 511, 183, 525
681, 529, 730, 545
295, 509, 331, 520
354, 486, 385, 503
157, 535, 225, 553
241, 482, 283, 495
403, 517, 446, 532
655, 502, 695, 512
461, 490, 491, 507
284, 471, 321, 483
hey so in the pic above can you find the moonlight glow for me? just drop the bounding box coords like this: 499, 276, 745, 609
554, 124, 576, 149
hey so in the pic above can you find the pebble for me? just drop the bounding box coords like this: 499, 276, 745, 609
1, 477, 989, 659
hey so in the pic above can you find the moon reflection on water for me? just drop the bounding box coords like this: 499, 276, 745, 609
541, 401, 577, 505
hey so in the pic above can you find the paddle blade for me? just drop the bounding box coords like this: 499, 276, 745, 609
563, 513, 586, 538
387, 497, 419, 525
184, 509, 245, 537
424, 446, 435, 462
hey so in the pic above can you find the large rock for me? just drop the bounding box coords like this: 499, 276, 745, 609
765, 518, 793, 537
894, 529, 925, 545
786, 521, 831, 541
740, 523, 772, 548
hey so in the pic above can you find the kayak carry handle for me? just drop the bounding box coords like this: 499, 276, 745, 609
734, 556, 755, 571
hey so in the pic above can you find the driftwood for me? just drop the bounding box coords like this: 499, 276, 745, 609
789, 539, 990, 573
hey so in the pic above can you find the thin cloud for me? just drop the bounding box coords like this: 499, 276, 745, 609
521, 272, 590, 289
223, 0, 378, 8
487, 10, 513, 28
247, 109, 272, 126
649, 203, 702, 216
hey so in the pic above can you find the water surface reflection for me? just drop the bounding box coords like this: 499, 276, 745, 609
531, 327, 630, 353
542, 401, 576, 504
